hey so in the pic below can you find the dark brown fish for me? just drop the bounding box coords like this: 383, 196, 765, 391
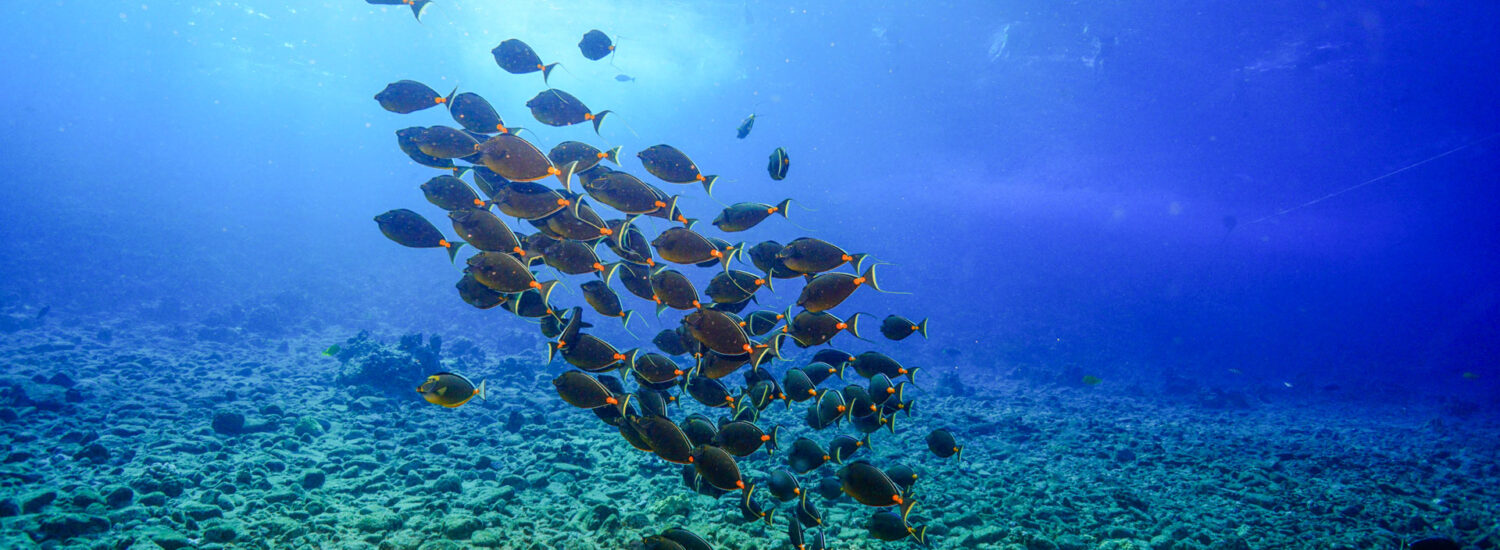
814, 390, 849, 429
637, 144, 719, 194
837, 461, 904, 507
395, 127, 456, 169
502, 286, 557, 318
627, 352, 685, 384
601, 218, 656, 266
741, 310, 784, 337
490, 180, 571, 220
880, 315, 929, 341
649, 268, 702, 311
783, 310, 870, 347
782, 367, 818, 404
454, 272, 506, 309
548, 141, 621, 172
926, 428, 963, 460
534, 201, 612, 241
696, 351, 750, 379
685, 372, 737, 408
739, 484, 776, 526
584, 172, 676, 216
712, 199, 792, 232
768, 468, 802, 502
607, 261, 657, 302
578, 29, 615, 61
714, 421, 779, 457
747, 240, 801, 279
788, 437, 829, 474
540, 239, 606, 275
466, 252, 548, 293
850, 351, 916, 382
706, 270, 771, 304
375, 209, 464, 262
767, 146, 790, 180
684, 308, 755, 356
422, 175, 485, 211
797, 265, 891, 312
580, 280, 638, 331
477, 134, 574, 188
866, 508, 927, 545
449, 209, 523, 255
448, 91, 513, 134
491, 38, 559, 83
652, 227, 733, 267
778, 237, 869, 274
526, 89, 612, 135
374, 80, 453, 114
552, 333, 630, 372
552, 370, 623, 409
414, 126, 481, 159
693, 445, 746, 491
632, 415, 696, 464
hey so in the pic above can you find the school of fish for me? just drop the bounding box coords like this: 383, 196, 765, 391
370, 28, 959, 549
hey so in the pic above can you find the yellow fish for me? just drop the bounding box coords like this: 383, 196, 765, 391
416, 372, 487, 408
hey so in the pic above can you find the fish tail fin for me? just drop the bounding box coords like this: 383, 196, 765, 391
955, 446, 964, 463
555, 160, 578, 193
916, 318, 929, 339
763, 507, 776, 527
654, 302, 669, 318
615, 392, 633, 416
775, 198, 793, 218
443, 85, 457, 107
604, 145, 622, 165
702, 175, 719, 196
537, 280, 560, 307
591, 110, 613, 136
620, 310, 640, 337
904, 399, 916, 418
600, 262, 621, 286
849, 253, 872, 273
475, 379, 487, 401
900, 498, 919, 524
445, 240, 466, 263
411, 0, 433, 21
860, 433, 873, 451
907, 367, 922, 389
913, 525, 929, 547
767, 425, 782, 455
844, 312, 870, 341
546, 341, 560, 363
885, 411, 898, 434
542, 63, 560, 86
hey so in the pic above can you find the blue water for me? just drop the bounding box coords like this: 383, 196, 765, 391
3, 1, 1497, 402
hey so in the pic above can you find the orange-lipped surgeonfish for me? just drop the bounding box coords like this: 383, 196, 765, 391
631, 414, 696, 464
395, 127, 457, 169
866, 506, 928, 546
580, 280, 640, 332
767, 147, 790, 180
375, 209, 465, 262
880, 315, 929, 341
489, 180, 571, 220
797, 265, 898, 313
413, 126, 481, 159
692, 444, 746, 491
491, 38, 559, 84
787, 437, 829, 474
652, 227, 737, 269
684, 308, 756, 356
448, 91, 519, 135
449, 209, 523, 256
476, 134, 577, 190
782, 310, 871, 347
526, 89, 612, 136
548, 141, 621, 173
578, 30, 616, 61
714, 421, 780, 457
778, 237, 869, 275
637, 144, 719, 194
748, 240, 802, 279
837, 460, 905, 507
454, 272, 506, 309
551, 370, 624, 410
422, 175, 484, 211
925, 428, 963, 461
415, 372, 485, 408
466, 252, 553, 294
767, 468, 802, 502
374, 80, 452, 114
712, 199, 794, 233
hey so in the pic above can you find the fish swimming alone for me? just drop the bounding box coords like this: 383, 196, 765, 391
737, 113, 756, 139
767, 147, 789, 180
491, 38, 559, 84
416, 372, 486, 408
578, 30, 616, 61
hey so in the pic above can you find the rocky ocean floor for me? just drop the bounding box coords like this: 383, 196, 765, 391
1, 316, 1497, 550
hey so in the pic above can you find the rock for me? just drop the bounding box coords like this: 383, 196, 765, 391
471, 528, 508, 548
46, 373, 76, 388
302, 470, 326, 489
0, 408, 16, 422
74, 442, 110, 464
22, 489, 57, 513
352, 509, 403, 533
211, 411, 246, 435
142, 528, 191, 550
294, 417, 326, 438
70, 488, 104, 509
264, 490, 299, 504
181, 502, 223, 521
0, 499, 17, 517
442, 513, 482, 539
202, 520, 241, 542
38, 513, 110, 541
431, 473, 462, 494
137, 492, 168, 507
1028, 536, 1061, 550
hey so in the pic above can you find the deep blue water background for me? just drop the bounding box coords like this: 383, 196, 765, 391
2, 1, 1496, 406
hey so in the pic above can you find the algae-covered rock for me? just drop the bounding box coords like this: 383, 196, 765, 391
294, 416, 326, 437
104, 485, 134, 508
22, 489, 57, 513
430, 473, 462, 494
351, 509, 403, 532
211, 411, 246, 434
471, 528, 509, 548
38, 513, 110, 541
302, 469, 327, 489
202, 519, 241, 542
441, 513, 482, 539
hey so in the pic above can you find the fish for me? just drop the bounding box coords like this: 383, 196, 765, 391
697, 352, 751, 380
502, 286, 557, 318
684, 308, 756, 356
364, 0, 433, 21
552, 333, 631, 373
880, 316, 927, 342
767, 147, 790, 180
685, 371, 737, 408
658, 528, 714, 550
816, 475, 843, 500
631, 415, 696, 464
692, 444, 746, 491
374, 80, 452, 114
580, 280, 638, 330
866, 508, 928, 546
455, 272, 506, 309
1082, 375, 1103, 386
640, 536, 686, 550
885, 464, 918, 494
374, 209, 465, 262
849, 351, 916, 382
925, 428, 962, 460
741, 310, 784, 336
736, 113, 756, 139
552, 370, 624, 410
610, 262, 658, 303
747, 241, 801, 279
783, 310, 870, 347
768, 468, 802, 502
787, 437, 829, 474
652, 227, 735, 268
537, 238, 605, 275
626, 352, 685, 385
532, 201, 612, 242
797, 265, 891, 312
469, 165, 510, 198
828, 434, 871, 464
448, 92, 513, 134
681, 414, 719, 448
615, 74, 636, 82
714, 421, 780, 457
321, 345, 341, 357
548, 141, 621, 173
795, 493, 824, 527
637, 144, 719, 194
525, 89, 612, 135
421, 175, 484, 211
601, 218, 657, 266
578, 30, 616, 61
739, 484, 776, 526
584, 172, 675, 216
651, 328, 692, 357
476, 134, 575, 188
635, 388, 677, 417
782, 368, 818, 404
490, 39, 559, 84
416, 372, 486, 408
712, 199, 793, 232
778, 237, 869, 275
809, 350, 853, 376
448, 209, 523, 256
837, 460, 905, 507
466, 252, 549, 294
412, 126, 481, 159
814, 390, 849, 429
646, 268, 702, 312
395, 127, 456, 169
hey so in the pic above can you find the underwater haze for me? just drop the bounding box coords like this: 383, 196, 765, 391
1, 1, 1498, 549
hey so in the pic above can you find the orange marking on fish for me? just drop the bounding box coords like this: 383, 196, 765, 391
434, 96, 446, 104
807, 389, 817, 396
497, 124, 508, 132
897, 368, 908, 375
886, 387, 895, 394
473, 199, 486, 207
760, 434, 770, 442
558, 198, 571, 206
853, 276, 866, 285
892, 495, 904, 505
584, 113, 596, 120
596, 151, 607, 159
736, 480, 745, 489
688, 456, 694, 463
673, 369, 684, 376
691, 300, 701, 308
535, 63, 544, 70
606, 396, 618, 405
695, 174, 706, 182
548, 166, 561, 176
528, 281, 541, 289
766, 207, 777, 214
439, 239, 451, 248
646, 258, 656, 267
836, 405, 846, 413
593, 262, 604, 271
710, 250, 723, 258
612, 353, 626, 361
835, 322, 847, 330
741, 344, 752, 352
513, 246, 526, 256
822, 454, 830, 461
755, 278, 765, 286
